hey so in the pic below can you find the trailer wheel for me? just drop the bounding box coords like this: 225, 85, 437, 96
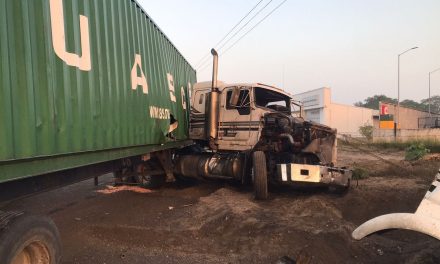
0, 211, 61, 264
252, 151, 268, 200
135, 163, 166, 189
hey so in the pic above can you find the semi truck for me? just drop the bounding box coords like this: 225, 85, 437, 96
172, 49, 351, 199
0, 0, 350, 263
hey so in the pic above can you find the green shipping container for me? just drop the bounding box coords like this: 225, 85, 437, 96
0, 0, 196, 183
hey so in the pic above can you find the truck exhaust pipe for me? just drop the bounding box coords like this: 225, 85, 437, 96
208, 49, 220, 150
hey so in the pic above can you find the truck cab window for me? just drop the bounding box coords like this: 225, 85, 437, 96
226, 89, 250, 115
254, 87, 291, 114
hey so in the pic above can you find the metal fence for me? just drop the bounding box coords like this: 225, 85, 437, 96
418, 117, 440, 128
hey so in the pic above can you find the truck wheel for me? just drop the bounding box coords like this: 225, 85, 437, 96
0, 211, 61, 264
135, 163, 166, 189
252, 151, 268, 200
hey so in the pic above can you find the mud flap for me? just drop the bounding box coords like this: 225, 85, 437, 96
352, 169, 440, 240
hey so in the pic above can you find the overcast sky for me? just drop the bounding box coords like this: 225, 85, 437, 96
138, 0, 440, 105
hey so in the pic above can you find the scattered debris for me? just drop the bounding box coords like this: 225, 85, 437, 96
96, 185, 153, 194
422, 153, 440, 161
353, 169, 440, 241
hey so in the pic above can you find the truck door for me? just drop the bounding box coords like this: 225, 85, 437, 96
217, 86, 259, 149
189, 89, 210, 140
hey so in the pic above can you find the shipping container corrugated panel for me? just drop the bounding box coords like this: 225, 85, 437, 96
0, 0, 196, 166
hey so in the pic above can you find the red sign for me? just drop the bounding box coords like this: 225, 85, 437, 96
380, 104, 389, 115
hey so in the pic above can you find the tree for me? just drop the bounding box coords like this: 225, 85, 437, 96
400, 99, 426, 111
354, 95, 397, 110
355, 94, 440, 113
359, 124, 373, 141
421, 96, 440, 114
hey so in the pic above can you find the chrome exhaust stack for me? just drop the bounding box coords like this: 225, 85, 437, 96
208, 49, 220, 150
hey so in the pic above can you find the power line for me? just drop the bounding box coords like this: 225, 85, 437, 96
199, 0, 276, 69
221, 0, 288, 56
198, 0, 288, 73
214, 0, 265, 50
194, 0, 265, 68
197, 0, 275, 70
196, 0, 275, 70
216, 0, 274, 52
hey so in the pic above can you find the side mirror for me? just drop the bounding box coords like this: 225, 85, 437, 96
229, 87, 241, 107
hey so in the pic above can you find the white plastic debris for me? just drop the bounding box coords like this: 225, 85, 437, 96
353, 169, 440, 240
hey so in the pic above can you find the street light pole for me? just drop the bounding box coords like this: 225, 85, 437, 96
429, 67, 440, 116
395, 46, 418, 139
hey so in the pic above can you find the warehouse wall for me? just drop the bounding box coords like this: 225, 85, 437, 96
373, 129, 440, 142
294, 87, 376, 137
327, 103, 375, 137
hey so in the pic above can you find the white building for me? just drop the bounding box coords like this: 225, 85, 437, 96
293, 87, 378, 137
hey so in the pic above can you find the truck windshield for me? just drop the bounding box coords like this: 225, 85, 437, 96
254, 87, 291, 113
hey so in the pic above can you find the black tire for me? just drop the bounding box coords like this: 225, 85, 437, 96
252, 151, 268, 200
135, 163, 166, 189
0, 211, 61, 264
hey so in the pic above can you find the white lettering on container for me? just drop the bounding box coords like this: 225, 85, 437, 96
131, 54, 149, 94
49, 0, 91, 71
149, 106, 170, 120
188, 82, 192, 99
181, 86, 186, 110
167, 73, 176, 102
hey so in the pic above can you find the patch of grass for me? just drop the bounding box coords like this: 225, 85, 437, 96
405, 143, 430, 161
368, 139, 440, 153
352, 167, 369, 180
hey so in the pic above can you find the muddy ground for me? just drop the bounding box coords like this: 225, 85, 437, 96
2, 144, 440, 263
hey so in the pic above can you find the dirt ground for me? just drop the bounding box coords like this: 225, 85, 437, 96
2, 144, 440, 263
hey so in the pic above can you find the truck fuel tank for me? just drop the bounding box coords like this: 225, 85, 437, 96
174, 153, 244, 180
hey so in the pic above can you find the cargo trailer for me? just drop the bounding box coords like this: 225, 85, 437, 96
0, 0, 195, 263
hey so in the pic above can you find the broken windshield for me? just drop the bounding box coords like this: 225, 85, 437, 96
254, 87, 291, 113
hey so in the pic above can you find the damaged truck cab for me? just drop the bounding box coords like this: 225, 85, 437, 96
174, 51, 351, 199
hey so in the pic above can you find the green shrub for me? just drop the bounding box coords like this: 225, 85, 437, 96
366, 140, 440, 153
359, 125, 374, 141
352, 167, 369, 180
405, 143, 430, 161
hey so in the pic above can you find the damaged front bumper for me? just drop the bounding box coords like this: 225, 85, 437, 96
276, 163, 352, 187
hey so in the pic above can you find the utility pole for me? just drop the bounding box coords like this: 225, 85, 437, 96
395, 46, 418, 140
429, 67, 440, 116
